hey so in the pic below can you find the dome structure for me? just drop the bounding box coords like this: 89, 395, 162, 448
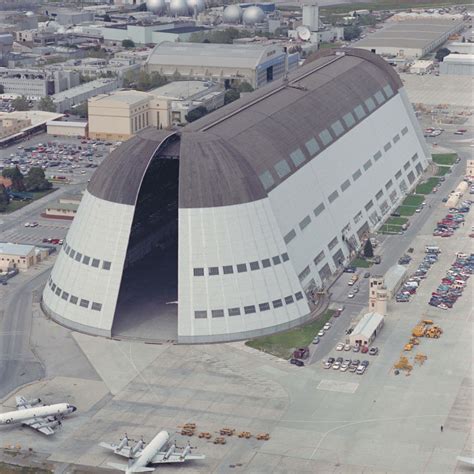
25, 11, 35, 17
223, 4, 243, 23
187, 0, 205, 13
242, 5, 265, 25
169, 0, 189, 16
146, 0, 166, 14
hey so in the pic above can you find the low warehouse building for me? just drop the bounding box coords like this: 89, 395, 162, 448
47, 121, 88, 137
0, 242, 49, 271
349, 312, 384, 348
439, 54, 474, 76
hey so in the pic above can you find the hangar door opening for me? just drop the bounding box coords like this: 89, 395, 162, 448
113, 148, 179, 341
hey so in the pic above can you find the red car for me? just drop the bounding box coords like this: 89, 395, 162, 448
361, 346, 369, 353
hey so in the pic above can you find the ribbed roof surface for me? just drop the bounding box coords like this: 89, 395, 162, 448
88, 49, 403, 209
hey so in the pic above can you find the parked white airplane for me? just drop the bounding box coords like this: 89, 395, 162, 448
101, 430, 205, 473
0, 396, 77, 435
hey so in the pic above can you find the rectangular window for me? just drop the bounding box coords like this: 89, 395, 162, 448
363, 160, 372, 171
298, 265, 311, 282
401, 126, 408, 136
290, 149, 306, 168
91, 302, 102, 311
393, 134, 400, 143
314, 250, 325, 266
284, 229, 296, 244
249, 261, 260, 271
295, 292, 304, 301
328, 236, 338, 251
281, 253, 289, 262
404, 161, 410, 171
284, 295, 294, 305
374, 90, 385, 105
353, 105, 366, 120
65, 246, 70, 255
341, 179, 351, 192
91, 258, 100, 268
102, 260, 111, 270
228, 307, 241, 316
385, 179, 393, 190
407, 171, 415, 184
211, 309, 224, 318
343, 112, 356, 128
305, 138, 320, 156
259, 302, 270, 312
313, 202, 325, 217
259, 170, 274, 190
194, 310, 207, 319
328, 190, 339, 203
352, 169, 362, 181
55, 287, 61, 296
331, 120, 344, 137
193, 267, 204, 276
319, 129, 333, 146
261, 258, 271, 268
365, 97, 376, 112
244, 305, 256, 314
411, 153, 419, 162
272, 255, 281, 265
299, 215, 311, 230
373, 151, 382, 161
70, 249, 76, 259
384, 142, 392, 152
274, 159, 291, 178
365, 200, 374, 211
61, 291, 69, 300
80, 299, 89, 308
237, 263, 247, 273
223, 265, 234, 274
395, 170, 402, 179
82, 255, 90, 265
375, 189, 384, 200
272, 299, 283, 308
75, 252, 82, 262
52, 283, 57, 291
383, 84, 394, 98
70, 295, 78, 305
209, 267, 219, 276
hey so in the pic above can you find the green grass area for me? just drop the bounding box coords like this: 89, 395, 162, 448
386, 217, 408, 226
351, 257, 372, 268
436, 166, 451, 176
1, 189, 55, 214
402, 194, 425, 207
245, 309, 335, 359
321, 0, 466, 14
432, 153, 457, 166
396, 205, 417, 216
380, 224, 403, 234
416, 177, 441, 195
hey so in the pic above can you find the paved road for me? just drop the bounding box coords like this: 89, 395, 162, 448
0, 267, 51, 399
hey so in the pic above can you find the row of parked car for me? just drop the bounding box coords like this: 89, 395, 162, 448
322, 357, 370, 375
428, 253, 473, 310
433, 202, 471, 238
396, 249, 439, 303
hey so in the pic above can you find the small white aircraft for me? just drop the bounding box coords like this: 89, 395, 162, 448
0, 396, 77, 435
100, 430, 205, 473
457, 456, 474, 466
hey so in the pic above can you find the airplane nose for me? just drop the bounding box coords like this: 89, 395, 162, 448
70, 406, 77, 412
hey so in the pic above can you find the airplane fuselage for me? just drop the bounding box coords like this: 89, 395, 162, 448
0, 403, 76, 426
135, 431, 170, 468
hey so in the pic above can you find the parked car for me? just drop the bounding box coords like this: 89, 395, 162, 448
369, 347, 379, 355
336, 343, 344, 351
356, 365, 366, 375
290, 358, 304, 366
364, 272, 370, 278
293, 347, 310, 359
323, 323, 331, 331
318, 330, 325, 337
344, 344, 351, 351
312, 336, 320, 345
361, 346, 369, 353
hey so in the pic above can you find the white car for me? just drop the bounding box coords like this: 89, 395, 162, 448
24, 222, 31, 227
323, 361, 331, 369
356, 365, 366, 375
323, 323, 331, 331
336, 343, 344, 351
347, 292, 355, 298
344, 344, 352, 351
318, 330, 325, 337
340, 364, 349, 372
30, 222, 38, 227
332, 362, 341, 370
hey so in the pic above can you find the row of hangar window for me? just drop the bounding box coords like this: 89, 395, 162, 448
258, 83, 396, 191
47, 276, 102, 312
193, 253, 289, 277
62, 241, 112, 271
283, 125, 410, 247
194, 291, 305, 319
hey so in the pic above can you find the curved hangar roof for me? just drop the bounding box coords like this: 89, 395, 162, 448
88, 48, 403, 209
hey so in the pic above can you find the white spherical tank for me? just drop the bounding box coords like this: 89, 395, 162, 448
242, 6, 265, 25
187, 0, 205, 13
223, 4, 242, 23
169, 0, 189, 16
25, 11, 35, 17
146, 0, 166, 13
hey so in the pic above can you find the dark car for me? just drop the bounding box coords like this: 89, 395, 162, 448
290, 358, 304, 366
336, 356, 344, 363
390, 212, 401, 217
363, 272, 370, 278
344, 266, 356, 273
293, 347, 310, 360
361, 360, 369, 367
328, 357, 335, 364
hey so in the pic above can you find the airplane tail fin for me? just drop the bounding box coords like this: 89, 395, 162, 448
107, 463, 155, 473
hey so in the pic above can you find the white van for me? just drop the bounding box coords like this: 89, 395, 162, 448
425, 246, 441, 254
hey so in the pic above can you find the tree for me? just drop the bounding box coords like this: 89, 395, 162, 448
224, 89, 240, 105
2, 166, 25, 192
185, 106, 208, 123
363, 239, 374, 259
11, 96, 30, 111
171, 70, 182, 82
150, 71, 167, 89
344, 25, 362, 41
24, 167, 52, 192
122, 39, 135, 49
0, 184, 9, 212
435, 47, 451, 62
238, 81, 254, 93
38, 96, 56, 112
74, 101, 88, 118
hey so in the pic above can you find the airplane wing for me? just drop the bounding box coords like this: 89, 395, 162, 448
457, 456, 474, 466
99, 442, 135, 459
15, 396, 31, 410
21, 418, 55, 436
149, 452, 206, 464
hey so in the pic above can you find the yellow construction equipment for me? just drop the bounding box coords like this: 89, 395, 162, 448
238, 431, 252, 439
220, 428, 235, 436
183, 423, 196, 430
255, 433, 270, 441
404, 343, 413, 352
414, 353, 427, 365
181, 428, 195, 436
409, 337, 420, 345
198, 432, 212, 439
213, 437, 226, 445
394, 356, 413, 372
425, 325, 443, 338
422, 319, 433, 325
412, 323, 427, 338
